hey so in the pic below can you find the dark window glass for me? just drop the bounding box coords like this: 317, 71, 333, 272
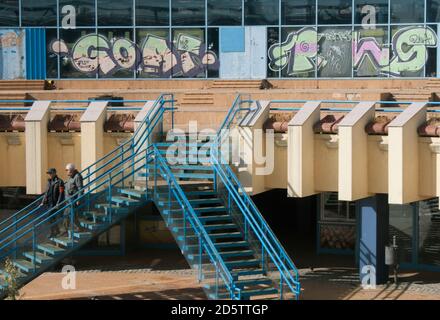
318, 0, 352, 25
59, 0, 95, 27
318, 26, 353, 77
59, 29, 97, 78
136, 28, 171, 78
208, 0, 242, 26
282, 0, 316, 25
390, 0, 424, 23
0, 0, 19, 27
97, 0, 133, 26
207, 28, 219, 78
97, 28, 135, 78
267, 27, 280, 78
172, 0, 205, 26
46, 28, 59, 78
426, 25, 437, 77
136, 0, 169, 26
171, 28, 206, 78
21, 0, 57, 26
427, 0, 440, 22
354, 0, 388, 25
244, 0, 279, 25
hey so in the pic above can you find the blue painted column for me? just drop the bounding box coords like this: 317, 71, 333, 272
25, 28, 47, 80
359, 195, 389, 285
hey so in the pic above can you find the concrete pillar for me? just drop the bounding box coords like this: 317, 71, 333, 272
80, 101, 107, 184
287, 101, 321, 197
237, 101, 270, 195
359, 194, 389, 286
388, 102, 427, 204
25, 101, 51, 195
338, 101, 376, 201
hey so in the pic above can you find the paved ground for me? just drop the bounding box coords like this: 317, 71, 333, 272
16, 248, 440, 300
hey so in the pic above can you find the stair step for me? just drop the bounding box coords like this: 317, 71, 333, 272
185, 190, 217, 197
95, 203, 129, 214
50, 236, 78, 247
12, 259, 35, 273
157, 198, 221, 207
230, 268, 265, 278
111, 196, 141, 206
198, 215, 232, 222
118, 188, 146, 199
177, 231, 242, 243
79, 219, 103, 231
209, 287, 278, 299
226, 259, 260, 269
204, 223, 238, 231
81, 211, 108, 222
204, 278, 273, 291
73, 231, 93, 239
23, 252, 53, 264
220, 249, 254, 258
37, 243, 65, 256
195, 207, 227, 214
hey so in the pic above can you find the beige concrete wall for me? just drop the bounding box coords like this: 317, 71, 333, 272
314, 134, 339, 192
265, 134, 288, 189
367, 136, 389, 194
47, 133, 81, 181
0, 133, 26, 187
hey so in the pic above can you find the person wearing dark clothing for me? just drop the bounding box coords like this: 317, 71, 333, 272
62, 163, 84, 236
40, 168, 64, 237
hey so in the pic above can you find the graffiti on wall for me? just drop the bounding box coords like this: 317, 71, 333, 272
268, 26, 438, 77
0, 30, 26, 79
50, 33, 219, 77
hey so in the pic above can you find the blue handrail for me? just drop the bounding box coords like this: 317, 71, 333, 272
152, 145, 240, 300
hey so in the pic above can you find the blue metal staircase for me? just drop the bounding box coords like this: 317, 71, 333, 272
0, 94, 300, 300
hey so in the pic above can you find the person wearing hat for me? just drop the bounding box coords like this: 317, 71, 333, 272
40, 168, 65, 237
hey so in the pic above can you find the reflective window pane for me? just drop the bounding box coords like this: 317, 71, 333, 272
267, 27, 280, 78
353, 26, 389, 77
418, 198, 440, 267
97, 29, 135, 78
136, 0, 169, 26
59, 0, 95, 27
208, 0, 242, 26
390, 0, 424, 23
389, 204, 414, 264
0, 0, 19, 27
97, 0, 133, 26
22, 0, 57, 26
207, 28, 219, 78
59, 29, 97, 78
282, 0, 316, 25
172, 0, 205, 26
426, 25, 438, 77
136, 28, 171, 78
318, 27, 353, 77
244, 0, 279, 25
354, 0, 388, 25
172, 28, 206, 78
318, 0, 352, 25
427, 0, 440, 22
46, 28, 59, 78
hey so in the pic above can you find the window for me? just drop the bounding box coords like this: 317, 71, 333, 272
390, 0, 424, 23
354, 0, 388, 25
136, 0, 169, 26
46, 28, 59, 78
0, 0, 19, 27
282, 0, 316, 25
136, 28, 171, 78
244, 0, 279, 25
208, 0, 242, 26
321, 193, 356, 221
318, 0, 352, 25
97, 0, 133, 26
427, 0, 440, 22
207, 28, 219, 78
59, 0, 95, 27
267, 27, 280, 78
21, 0, 57, 26
172, 0, 205, 26
318, 27, 353, 78
171, 28, 206, 78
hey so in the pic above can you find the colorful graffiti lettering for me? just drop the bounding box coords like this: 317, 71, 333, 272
268, 26, 438, 77
50, 33, 219, 77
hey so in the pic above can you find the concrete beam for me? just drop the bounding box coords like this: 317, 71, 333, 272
388, 102, 427, 204
288, 101, 321, 197
80, 101, 108, 182
338, 101, 376, 201
25, 101, 51, 194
